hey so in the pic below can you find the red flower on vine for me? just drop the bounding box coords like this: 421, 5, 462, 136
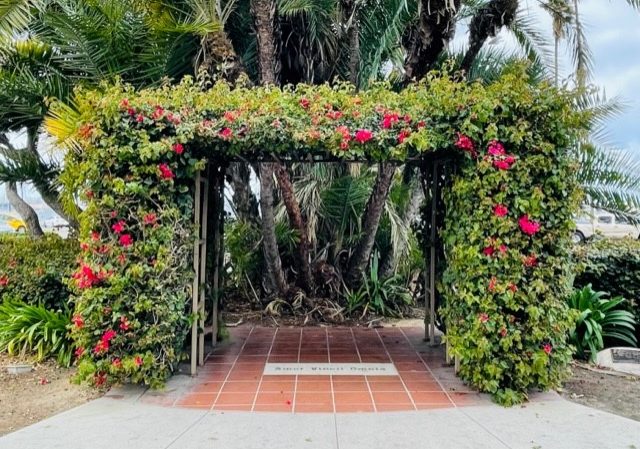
398, 129, 411, 144
483, 246, 494, 256
112, 358, 122, 369
455, 133, 477, 158
143, 213, 157, 225
0, 275, 8, 287
493, 204, 508, 217
135, 114, 145, 123
340, 141, 349, 151
111, 220, 126, 234
499, 244, 508, 254
119, 316, 130, 331
102, 329, 117, 343
74, 347, 85, 358
158, 163, 174, 180
542, 343, 553, 355
300, 97, 310, 109
478, 313, 489, 323
72, 314, 84, 329
73, 264, 106, 289
223, 111, 238, 122
499, 327, 508, 338
354, 129, 373, 144
488, 276, 497, 292
508, 283, 518, 292
118, 254, 126, 265
523, 254, 538, 267
94, 372, 107, 387
382, 112, 399, 129
519, 215, 541, 236
172, 143, 184, 155
120, 99, 129, 109
80, 242, 89, 251
417, 120, 426, 129
326, 110, 343, 120
219, 127, 233, 140
336, 125, 350, 139
91, 231, 100, 241
151, 106, 164, 120
93, 340, 109, 354
119, 234, 133, 247
487, 140, 505, 156
134, 356, 143, 367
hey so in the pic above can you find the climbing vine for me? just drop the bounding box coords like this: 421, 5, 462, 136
49, 65, 585, 402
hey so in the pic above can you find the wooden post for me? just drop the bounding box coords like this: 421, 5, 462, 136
198, 166, 210, 366
211, 164, 223, 347
429, 161, 438, 346
190, 171, 202, 376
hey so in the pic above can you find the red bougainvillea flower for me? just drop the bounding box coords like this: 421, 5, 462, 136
119, 234, 133, 247
493, 204, 508, 217
94, 372, 107, 387
78, 124, 94, 139
93, 340, 109, 354
117, 254, 126, 265
0, 275, 9, 287
172, 143, 184, 155
299, 97, 310, 109
326, 110, 343, 120
219, 127, 233, 140
483, 246, 495, 256
111, 220, 126, 234
80, 242, 89, 251
120, 98, 129, 108
417, 120, 426, 129
85, 189, 94, 199
340, 141, 349, 151
73, 264, 105, 289
167, 112, 181, 125
74, 347, 85, 358
499, 244, 508, 254
158, 163, 174, 180
119, 316, 130, 331
102, 329, 117, 343
523, 254, 538, 267
134, 356, 143, 367
508, 283, 518, 292
487, 140, 505, 156
151, 106, 164, 120
91, 231, 100, 241
127, 107, 136, 116
478, 313, 489, 323
398, 129, 411, 144
454, 133, 477, 158
112, 358, 122, 369
72, 314, 84, 328
308, 129, 321, 140
135, 113, 145, 123
143, 213, 157, 225
499, 327, 508, 338
223, 111, 238, 122
110, 210, 118, 218
542, 343, 553, 355
336, 125, 350, 139
382, 112, 399, 129
354, 129, 373, 144
488, 276, 497, 292
518, 215, 541, 236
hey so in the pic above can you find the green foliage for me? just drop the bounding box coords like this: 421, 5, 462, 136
0, 234, 78, 310
49, 65, 585, 402
0, 299, 74, 367
344, 252, 412, 317
439, 67, 585, 405
573, 237, 640, 340
567, 285, 637, 362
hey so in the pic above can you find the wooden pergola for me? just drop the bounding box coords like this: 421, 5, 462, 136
188, 151, 459, 375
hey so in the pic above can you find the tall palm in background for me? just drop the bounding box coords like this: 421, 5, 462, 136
1, 0, 639, 301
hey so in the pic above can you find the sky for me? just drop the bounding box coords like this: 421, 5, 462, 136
2, 1, 640, 225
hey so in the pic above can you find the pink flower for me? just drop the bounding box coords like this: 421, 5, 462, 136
489, 276, 497, 292
354, 129, 373, 144
0, 275, 8, 287
382, 112, 399, 129
94, 372, 107, 387
300, 98, 310, 109
74, 347, 85, 358
119, 316, 130, 331
336, 126, 350, 139
542, 343, 553, 355
478, 313, 489, 323
172, 143, 184, 155
72, 315, 84, 329
120, 99, 129, 109
111, 220, 126, 234
151, 106, 164, 120
102, 330, 117, 342
158, 163, 174, 180
112, 358, 122, 369
499, 327, 508, 338
508, 283, 517, 292
93, 340, 109, 354
455, 133, 477, 158
80, 242, 89, 251
483, 246, 495, 256
223, 111, 237, 122
398, 129, 411, 144
326, 110, 343, 120
487, 140, 505, 156
136, 114, 145, 123
219, 127, 233, 140
417, 120, 426, 129
119, 234, 133, 247
493, 204, 508, 217
519, 215, 541, 236
340, 141, 349, 151
134, 356, 143, 367
499, 244, 508, 254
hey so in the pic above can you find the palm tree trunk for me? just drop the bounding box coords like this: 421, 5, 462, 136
343, 0, 360, 86
259, 163, 288, 294
345, 163, 396, 288
274, 164, 314, 292
251, 0, 281, 85
6, 181, 43, 237
461, 0, 519, 74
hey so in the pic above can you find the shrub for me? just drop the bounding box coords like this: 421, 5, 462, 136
567, 285, 637, 362
0, 299, 74, 367
0, 234, 78, 310
573, 237, 640, 339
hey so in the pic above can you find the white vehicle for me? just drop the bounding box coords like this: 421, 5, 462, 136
574, 211, 640, 243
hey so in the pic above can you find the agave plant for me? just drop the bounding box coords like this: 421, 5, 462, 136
0, 299, 74, 367
567, 285, 637, 362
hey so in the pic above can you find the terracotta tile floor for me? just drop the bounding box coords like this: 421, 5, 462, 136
141, 326, 489, 413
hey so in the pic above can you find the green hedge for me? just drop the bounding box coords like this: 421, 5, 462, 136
0, 234, 78, 310
573, 237, 640, 339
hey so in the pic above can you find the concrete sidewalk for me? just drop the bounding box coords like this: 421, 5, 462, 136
1, 388, 639, 449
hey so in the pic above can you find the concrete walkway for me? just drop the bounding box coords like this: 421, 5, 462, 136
1, 386, 639, 449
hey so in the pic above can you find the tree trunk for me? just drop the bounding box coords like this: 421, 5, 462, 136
259, 163, 288, 294
229, 163, 260, 224
274, 164, 314, 292
403, 0, 460, 82
460, 0, 519, 74
6, 182, 44, 237
251, 0, 281, 85
379, 181, 424, 279
343, 0, 360, 86
345, 163, 396, 288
